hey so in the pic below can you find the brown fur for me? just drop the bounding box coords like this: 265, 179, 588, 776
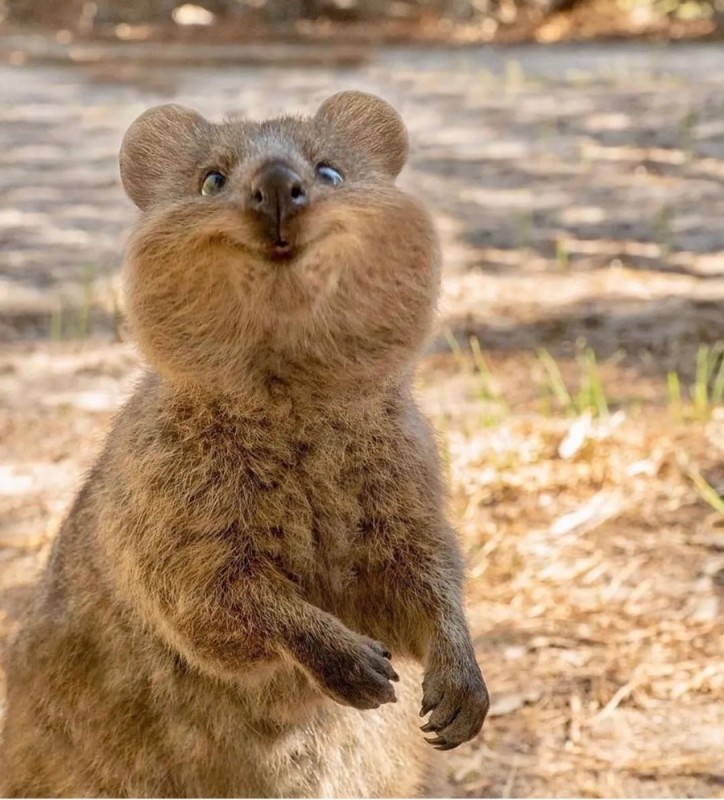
0, 92, 489, 798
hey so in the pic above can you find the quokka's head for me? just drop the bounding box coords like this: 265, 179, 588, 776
120, 91, 440, 395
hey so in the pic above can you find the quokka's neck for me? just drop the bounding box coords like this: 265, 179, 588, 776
151, 366, 409, 429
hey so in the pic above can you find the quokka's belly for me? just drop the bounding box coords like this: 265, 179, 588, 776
136, 657, 424, 798
243, 659, 426, 799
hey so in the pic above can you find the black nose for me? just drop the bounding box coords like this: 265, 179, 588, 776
249, 162, 308, 237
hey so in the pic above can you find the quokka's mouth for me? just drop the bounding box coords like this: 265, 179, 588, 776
267, 240, 296, 262
212, 232, 300, 263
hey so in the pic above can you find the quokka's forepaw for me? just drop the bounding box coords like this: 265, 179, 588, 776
420, 660, 489, 750
313, 633, 399, 711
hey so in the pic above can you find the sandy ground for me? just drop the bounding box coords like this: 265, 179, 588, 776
1, 41, 723, 797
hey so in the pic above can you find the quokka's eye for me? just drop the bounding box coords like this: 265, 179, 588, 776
201, 171, 226, 196
315, 163, 343, 186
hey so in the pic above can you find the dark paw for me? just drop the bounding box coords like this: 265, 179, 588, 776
314, 634, 399, 711
420, 660, 489, 750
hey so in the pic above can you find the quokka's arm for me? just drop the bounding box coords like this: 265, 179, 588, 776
382, 519, 490, 750
113, 526, 399, 710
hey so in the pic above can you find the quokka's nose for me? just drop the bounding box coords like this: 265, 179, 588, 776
249, 162, 308, 235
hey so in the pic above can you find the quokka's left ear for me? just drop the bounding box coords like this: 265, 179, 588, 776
314, 91, 408, 178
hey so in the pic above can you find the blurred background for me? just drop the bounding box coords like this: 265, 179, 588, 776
1, 1, 723, 797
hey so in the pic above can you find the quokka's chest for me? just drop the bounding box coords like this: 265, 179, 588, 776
231, 432, 367, 596
223, 422, 413, 604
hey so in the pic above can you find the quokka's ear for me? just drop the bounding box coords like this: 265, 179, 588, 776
119, 104, 213, 210
314, 91, 408, 177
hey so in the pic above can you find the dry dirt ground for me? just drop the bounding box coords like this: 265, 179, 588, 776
1, 41, 723, 798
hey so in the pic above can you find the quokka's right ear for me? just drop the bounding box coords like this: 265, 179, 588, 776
119, 104, 212, 210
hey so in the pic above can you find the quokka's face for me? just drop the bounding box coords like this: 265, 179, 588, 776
120, 92, 440, 393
